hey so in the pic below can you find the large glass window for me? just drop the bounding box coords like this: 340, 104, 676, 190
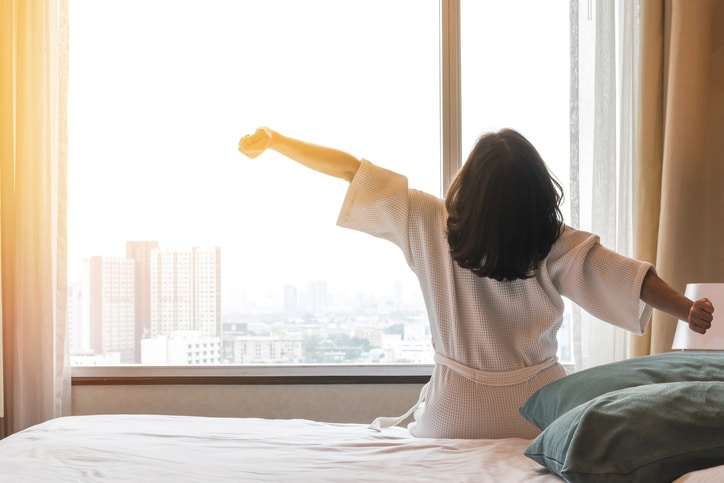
68, 0, 440, 366
68, 0, 571, 367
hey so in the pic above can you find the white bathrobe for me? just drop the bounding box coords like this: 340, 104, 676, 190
337, 160, 654, 439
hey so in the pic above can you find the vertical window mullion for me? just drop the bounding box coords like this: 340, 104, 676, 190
440, 0, 462, 194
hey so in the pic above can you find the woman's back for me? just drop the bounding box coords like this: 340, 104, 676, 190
339, 160, 653, 438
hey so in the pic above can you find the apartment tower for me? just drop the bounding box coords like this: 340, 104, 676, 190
150, 246, 221, 338
88, 256, 136, 363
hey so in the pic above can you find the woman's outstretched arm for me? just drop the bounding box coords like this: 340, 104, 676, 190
238, 127, 361, 182
640, 268, 715, 334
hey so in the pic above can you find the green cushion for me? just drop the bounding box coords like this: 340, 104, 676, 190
519, 351, 724, 430
524, 381, 724, 483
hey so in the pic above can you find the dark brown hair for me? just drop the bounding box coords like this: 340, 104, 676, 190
445, 129, 564, 281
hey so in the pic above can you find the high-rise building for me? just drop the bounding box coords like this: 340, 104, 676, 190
126, 240, 158, 363
150, 246, 221, 338
88, 256, 136, 363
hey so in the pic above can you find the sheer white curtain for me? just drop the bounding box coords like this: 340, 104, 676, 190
570, 0, 640, 370
0, 0, 70, 437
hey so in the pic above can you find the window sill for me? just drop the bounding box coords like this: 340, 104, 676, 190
71, 364, 434, 386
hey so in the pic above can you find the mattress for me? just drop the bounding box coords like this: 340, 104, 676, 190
0, 414, 721, 482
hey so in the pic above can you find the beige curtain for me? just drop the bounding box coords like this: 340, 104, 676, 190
631, 0, 724, 356
0, 0, 70, 437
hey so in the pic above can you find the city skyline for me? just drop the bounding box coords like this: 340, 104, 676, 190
68, 239, 432, 366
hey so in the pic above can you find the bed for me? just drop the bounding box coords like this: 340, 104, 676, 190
2, 352, 724, 482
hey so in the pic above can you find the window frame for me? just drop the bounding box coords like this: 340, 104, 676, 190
71, 363, 434, 385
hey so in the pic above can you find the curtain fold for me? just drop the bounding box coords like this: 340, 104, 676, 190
570, 0, 640, 369
0, 0, 70, 437
631, 0, 724, 356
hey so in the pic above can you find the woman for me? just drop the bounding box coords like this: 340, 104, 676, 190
238, 126, 714, 439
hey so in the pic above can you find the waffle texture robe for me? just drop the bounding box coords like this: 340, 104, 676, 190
337, 160, 654, 439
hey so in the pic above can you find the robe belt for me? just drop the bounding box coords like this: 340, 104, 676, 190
368, 382, 430, 432
434, 352, 559, 387
368, 353, 558, 431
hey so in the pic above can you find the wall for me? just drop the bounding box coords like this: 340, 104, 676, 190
72, 384, 424, 424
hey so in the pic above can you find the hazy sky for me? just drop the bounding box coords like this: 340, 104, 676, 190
67, 0, 568, 306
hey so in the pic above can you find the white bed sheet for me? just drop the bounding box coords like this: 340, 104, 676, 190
0, 414, 559, 482
1, 414, 722, 482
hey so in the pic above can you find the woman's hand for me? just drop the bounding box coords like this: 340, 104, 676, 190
688, 298, 715, 334
238, 127, 273, 159
237, 127, 361, 181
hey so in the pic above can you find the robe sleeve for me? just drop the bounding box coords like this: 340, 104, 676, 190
336, 159, 414, 265
548, 227, 654, 334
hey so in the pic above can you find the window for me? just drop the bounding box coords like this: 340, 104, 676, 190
68, 0, 571, 370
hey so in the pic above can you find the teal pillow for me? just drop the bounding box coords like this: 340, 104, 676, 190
520, 351, 724, 430
524, 381, 724, 483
